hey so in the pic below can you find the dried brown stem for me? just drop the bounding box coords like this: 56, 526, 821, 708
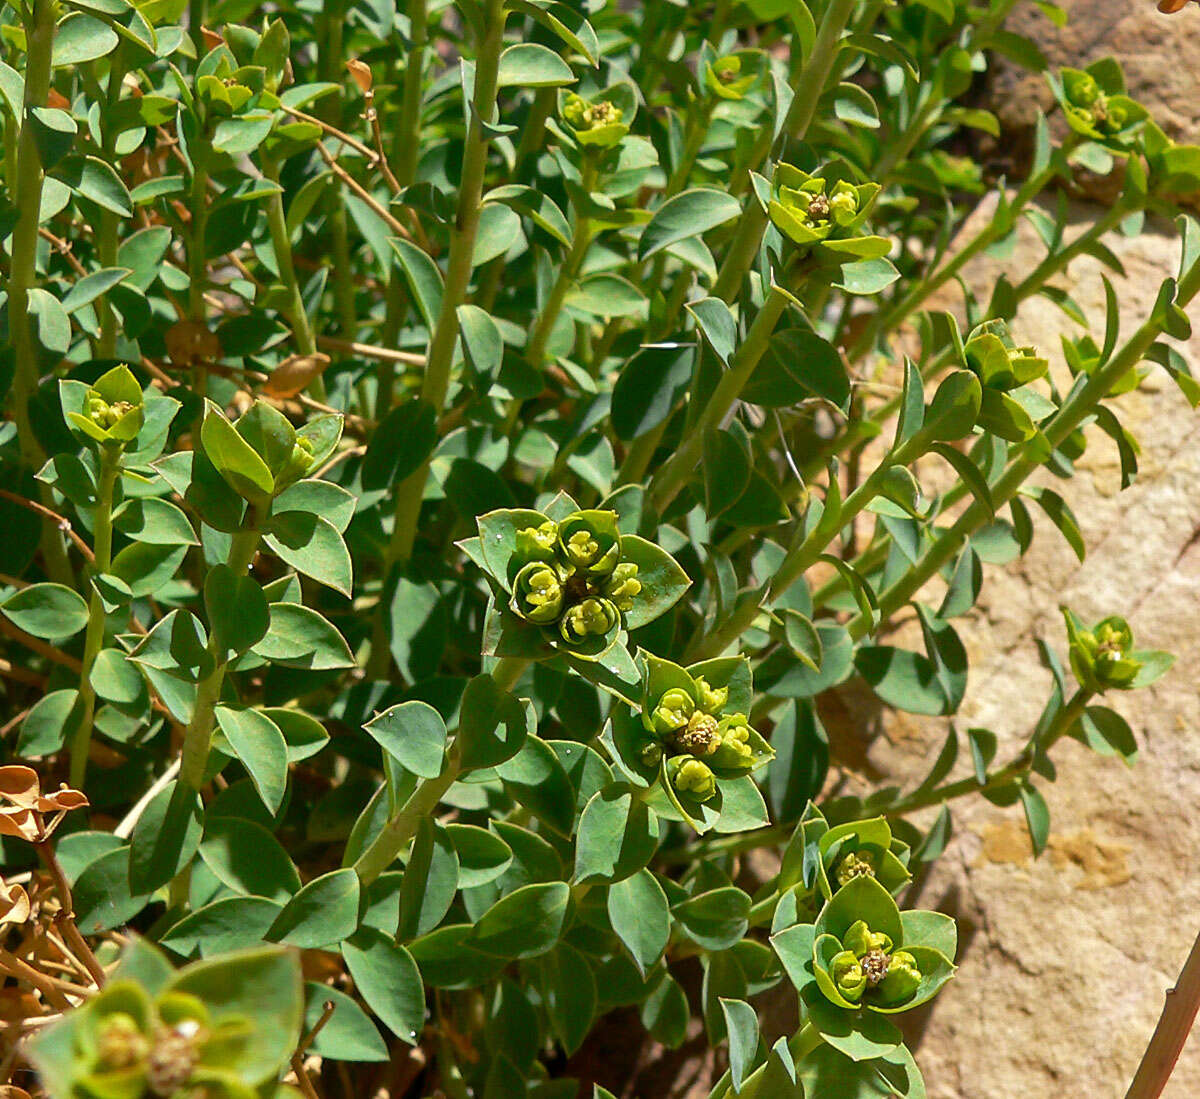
1125, 928, 1200, 1099
35, 840, 107, 988
0, 489, 95, 562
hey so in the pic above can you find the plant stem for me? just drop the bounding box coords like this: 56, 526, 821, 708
97, 47, 127, 358
379, 0, 506, 576
848, 257, 1200, 641
178, 526, 262, 792
263, 156, 320, 357
712, 0, 859, 303
353, 656, 527, 885
68, 445, 121, 789
8, 0, 72, 586
1125, 928, 1200, 1099
396, 0, 428, 186
525, 162, 595, 366
648, 286, 792, 511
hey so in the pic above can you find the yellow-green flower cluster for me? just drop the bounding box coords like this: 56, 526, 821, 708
640, 658, 774, 806
510, 510, 642, 646
562, 92, 629, 148
830, 921, 923, 1007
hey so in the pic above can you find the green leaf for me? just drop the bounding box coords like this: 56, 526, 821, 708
1, 583, 88, 640
399, 817, 459, 939
304, 982, 388, 1062
673, 887, 751, 951
640, 188, 742, 261
251, 603, 355, 670
445, 824, 513, 887
610, 343, 694, 441
458, 673, 532, 770
205, 564, 269, 655
361, 397, 439, 490
540, 943, 597, 1054
201, 402, 275, 502
607, 868, 669, 975
495, 735, 577, 836
834, 257, 899, 296
264, 511, 354, 595
342, 929, 426, 1043
365, 701, 447, 779
497, 43, 576, 88
268, 868, 361, 948
199, 816, 301, 902
619, 534, 691, 630
573, 784, 659, 884
160, 896, 283, 958
1019, 782, 1050, 856
53, 13, 119, 65
719, 998, 761, 1092
60, 266, 131, 314
470, 881, 570, 960
215, 705, 289, 814
129, 780, 204, 894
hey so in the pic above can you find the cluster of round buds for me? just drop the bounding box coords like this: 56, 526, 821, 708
146, 1019, 206, 1096
836, 850, 878, 888
830, 920, 923, 1007
561, 92, 630, 149
509, 511, 642, 647
87, 396, 136, 430
647, 674, 771, 804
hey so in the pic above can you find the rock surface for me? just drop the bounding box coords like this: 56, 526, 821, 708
857, 205, 1200, 1099
989, 1, 1200, 141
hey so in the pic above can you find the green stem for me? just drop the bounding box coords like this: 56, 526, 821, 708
68, 445, 121, 789
380, 0, 507, 574
8, 0, 72, 586
712, 0, 858, 303
513, 87, 555, 171
648, 285, 792, 511
849, 256, 1200, 641
396, 0, 428, 186
97, 47, 127, 358
178, 526, 262, 792
354, 656, 529, 884
525, 181, 592, 366
263, 156, 319, 357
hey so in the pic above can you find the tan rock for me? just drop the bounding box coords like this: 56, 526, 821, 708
857, 201, 1200, 1098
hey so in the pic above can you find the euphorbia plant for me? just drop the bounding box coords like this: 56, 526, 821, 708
0, 0, 1198, 1097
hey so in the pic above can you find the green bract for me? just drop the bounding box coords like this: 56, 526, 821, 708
1055, 63, 1148, 152
560, 90, 630, 148
200, 400, 342, 507
1063, 608, 1174, 692
29, 941, 303, 1099
793, 876, 957, 1017
472, 500, 689, 660
767, 163, 888, 262
65, 364, 145, 445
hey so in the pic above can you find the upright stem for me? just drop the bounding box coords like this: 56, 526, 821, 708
1125, 929, 1200, 1099
525, 160, 596, 366
8, 0, 72, 585
712, 0, 859, 303
380, 0, 506, 575
178, 526, 262, 792
97, 47, 127, 358
68, 446, 121, 789
263, 156, 319, 357
396, 0, 428, 185
353, 656, 528, 884
648, 286, 792, 511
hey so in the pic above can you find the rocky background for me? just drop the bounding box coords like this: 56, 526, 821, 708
871, 3, 1200, 1096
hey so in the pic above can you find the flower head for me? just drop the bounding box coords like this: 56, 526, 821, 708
512, 561, 565, 625
67, 364, 145, 446
562, 92, 629, 148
